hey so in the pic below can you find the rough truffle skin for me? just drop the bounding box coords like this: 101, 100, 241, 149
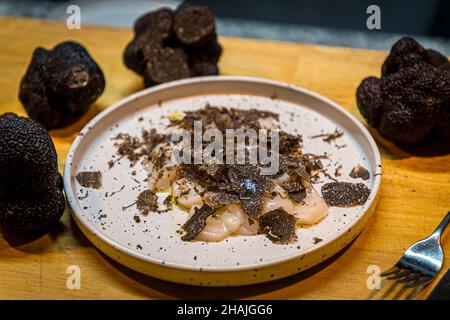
356, 37, 450, 144
123, 3, 222, 87
356, 77, 383, 128
173, 3, 215, 46
144, 47, 191, 87
0, 113, 65, 234
0, 113, 60, 197
0, 188, 65, 234
19, 41, 105, 130
134, 8, 174, 36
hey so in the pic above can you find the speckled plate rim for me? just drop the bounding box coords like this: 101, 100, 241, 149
63, 75, 382, 274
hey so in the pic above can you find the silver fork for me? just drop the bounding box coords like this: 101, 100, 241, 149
372, 210, 450, 300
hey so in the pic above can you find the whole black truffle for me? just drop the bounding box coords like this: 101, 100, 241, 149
0, 113, 65, 234
19, 41, 105, 130
0, 188, 65, 234
0, 113, 60, 197
357, 37, 450, 144
123, 2, 222, 87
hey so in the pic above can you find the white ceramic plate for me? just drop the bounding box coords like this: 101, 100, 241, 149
64, 76, 381, 286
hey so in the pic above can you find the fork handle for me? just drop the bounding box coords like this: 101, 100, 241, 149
432, 210, 450, 240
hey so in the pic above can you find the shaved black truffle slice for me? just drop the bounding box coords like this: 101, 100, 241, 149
281, 181, 307, 203
76, 171, 102, 189
173, 3, 215, 47
0, 188, 65, 234
203, 191, 239, 208
181, 204, 215, 241
136, 190, 158, 214
0, 113, 60, 197
143, 47, 190, 87
321, 182, 370, 207
258, 208, 297, 244
19, 41, 105, 130
228, 165, 273, 219
281, 181, 303, 193
276, 154, 309, 181
288, 189, 307, 203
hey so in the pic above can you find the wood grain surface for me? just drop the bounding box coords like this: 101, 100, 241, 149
0, 17, 449, 300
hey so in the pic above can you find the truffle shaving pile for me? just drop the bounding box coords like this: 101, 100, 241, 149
113, 106, 332, 244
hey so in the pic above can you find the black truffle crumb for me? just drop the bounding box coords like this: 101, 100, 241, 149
313, 237, 323, 244
162, 194, 173, 209
19, 41, 105, 130
349, 164, 370, 180
136, 190, 158, 214
76, 171, 102, 189
311, 128, 343, 143
258, 208, 297, 244
321, 182, 370, 207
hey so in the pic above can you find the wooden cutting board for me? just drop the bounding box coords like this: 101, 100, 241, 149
0, 16, 449, 300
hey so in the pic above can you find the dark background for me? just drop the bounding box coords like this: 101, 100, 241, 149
1, 0, 449, 50
2, 0, 450, 38
195, 0, 450, 38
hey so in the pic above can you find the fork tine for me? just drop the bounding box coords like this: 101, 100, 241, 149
391, 283, 412, 300
405, 275, 432, 288
379, 280, 401, 300
367, 277, 390, 300
381, 266, 399, 277
383, 270, 419, 300
388, 268, 411, 280
405, 283, 428, 300
390, 271, 423, 300
402, 277, 433, 300
398, 271, 421, 283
